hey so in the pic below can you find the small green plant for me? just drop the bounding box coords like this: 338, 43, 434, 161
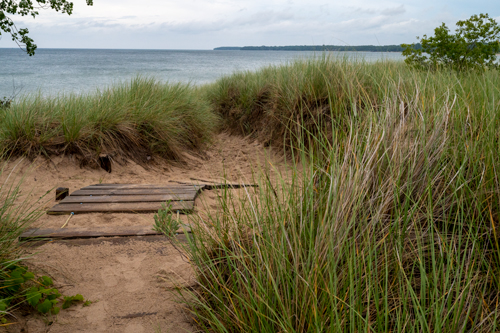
153, 202, 181, 237
402, 13, 500, 70
1, 264, 87, 324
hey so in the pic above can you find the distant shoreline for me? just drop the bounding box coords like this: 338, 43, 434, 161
214, 44, 418, 52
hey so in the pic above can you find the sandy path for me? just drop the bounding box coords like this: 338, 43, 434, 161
1, 133, 288, 333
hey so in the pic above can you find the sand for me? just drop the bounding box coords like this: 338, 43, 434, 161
1, 133, 288, 333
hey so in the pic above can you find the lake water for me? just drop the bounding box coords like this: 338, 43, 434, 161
1, 48, 404, 97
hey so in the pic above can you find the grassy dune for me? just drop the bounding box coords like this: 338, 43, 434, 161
181, 59, 500, 332
207, 57, 500, 154
1, 58, 500, 331
0, 77, 218, 166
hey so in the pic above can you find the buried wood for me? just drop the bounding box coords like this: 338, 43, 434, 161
22, 234, 191, 247
47, 201, 194, 215
19, 225, 191, 241
55, 187, 69, 201
113, 312, 158, 319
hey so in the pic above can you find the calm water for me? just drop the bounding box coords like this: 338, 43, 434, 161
1, 48, 404, 97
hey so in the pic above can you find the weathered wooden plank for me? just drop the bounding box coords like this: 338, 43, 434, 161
203, 183, 259, 190
70, 188, 198, 196
47, 201, 194, 215
81, 184, 202, 190
22, 234, 192, 247
19, 225, 191, 240
59, 193, 194, 204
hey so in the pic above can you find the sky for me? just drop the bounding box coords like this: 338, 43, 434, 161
1, 0, 499, 50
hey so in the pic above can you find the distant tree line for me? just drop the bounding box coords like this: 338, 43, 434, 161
214, 45, 422, 52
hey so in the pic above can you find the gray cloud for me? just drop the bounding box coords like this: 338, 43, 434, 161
2, 0, 499, 50
381, 5, 406, 16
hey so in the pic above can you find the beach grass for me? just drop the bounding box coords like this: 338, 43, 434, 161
1, 56, 500, 331
176, 58, 500, 332
0, 77, 218, 166
206, 56, 500, 155
0, 161, 45, 319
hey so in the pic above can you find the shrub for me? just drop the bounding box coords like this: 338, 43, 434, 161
402, 13, 500, 71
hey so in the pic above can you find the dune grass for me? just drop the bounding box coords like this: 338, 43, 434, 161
1, 57, 500, 331
206, 56, 500, 155
0, 161, 45, 322
174, 59, 500, 332
0, 77, 218, 166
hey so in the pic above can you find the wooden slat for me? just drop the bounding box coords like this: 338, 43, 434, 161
59, 193, 194, 204
47, 201, 194, 215
19, 225, 191, 240
81, 184, 202, 190
70, 188, 198, 196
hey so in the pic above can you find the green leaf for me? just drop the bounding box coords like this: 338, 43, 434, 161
51, 306, 60, 315
22, 272, 35, 281
39, 276, 53, 287
26, 290, 42, 307
62, 299, 72, 309
37, 299, 53, 314
62, 294, 85, 309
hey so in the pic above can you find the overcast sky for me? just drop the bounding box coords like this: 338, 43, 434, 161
1, 0, 499, 50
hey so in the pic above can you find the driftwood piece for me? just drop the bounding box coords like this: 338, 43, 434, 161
19, 225, 190, 241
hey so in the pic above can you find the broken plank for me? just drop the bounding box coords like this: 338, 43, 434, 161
70, 188, 199, 196
47, 201, 194, 215
59, 193, 194, 204
203, 183, 259, 190
19, 225, 191, 241
81, 184, 202, 190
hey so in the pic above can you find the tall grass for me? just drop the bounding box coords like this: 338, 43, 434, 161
178, 59, 500, 332
0, 161, 44, 321
0, 77, 218, 166
206, 56, 500, 156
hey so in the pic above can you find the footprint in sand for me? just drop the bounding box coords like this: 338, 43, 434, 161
100, 254, 147, 292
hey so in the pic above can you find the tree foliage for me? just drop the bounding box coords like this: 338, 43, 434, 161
0, 0, 93, 56
402, 13, 500, 70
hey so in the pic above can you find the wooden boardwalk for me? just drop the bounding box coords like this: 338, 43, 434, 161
21, 182, 257, 242
47, 183, 202, 215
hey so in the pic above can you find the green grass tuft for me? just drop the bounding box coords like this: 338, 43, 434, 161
0, 77, 219, 166
177, 58, 500, 332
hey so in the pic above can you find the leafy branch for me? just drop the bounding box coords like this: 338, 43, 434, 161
1, 264, 90, 325
0, 0, 94, 55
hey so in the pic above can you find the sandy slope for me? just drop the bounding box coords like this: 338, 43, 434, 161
1, 133, 288, 333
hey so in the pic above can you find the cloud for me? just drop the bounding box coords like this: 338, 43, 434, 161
2, 0, 499, 49
381, 5, 406, 16
346, 5, 405, 17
